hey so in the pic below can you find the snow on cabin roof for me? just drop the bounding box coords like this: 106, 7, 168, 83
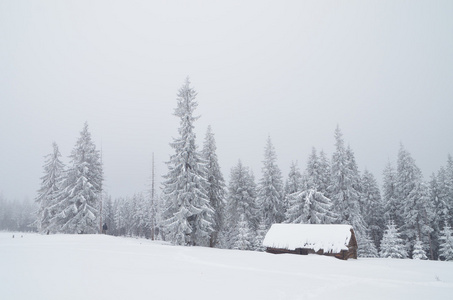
263, 224, 354, 253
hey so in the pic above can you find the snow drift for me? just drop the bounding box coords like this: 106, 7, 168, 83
1, 232, 452, 300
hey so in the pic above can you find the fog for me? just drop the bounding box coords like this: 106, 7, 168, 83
1, 0, 452, 201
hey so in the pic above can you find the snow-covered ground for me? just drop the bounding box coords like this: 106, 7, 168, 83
1, 232, 452, 300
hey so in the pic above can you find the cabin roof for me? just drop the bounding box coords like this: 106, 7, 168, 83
262, 224, 354, 253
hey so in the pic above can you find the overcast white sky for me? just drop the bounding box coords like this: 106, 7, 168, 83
1, 0, 452, 201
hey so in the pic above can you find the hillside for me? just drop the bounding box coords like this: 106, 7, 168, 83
1, 232, 452, 300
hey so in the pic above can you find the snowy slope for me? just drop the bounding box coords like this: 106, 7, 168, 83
1, 232, 452, 300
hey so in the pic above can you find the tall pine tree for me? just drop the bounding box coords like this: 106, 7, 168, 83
51, 122, 103, 234
162, 78, 214, 246
360, 169, 384, 248
36, 142, 65, 234
430, 161, 453, 259
257, 136, 285, 229
329, 126, 367, 238
223, 161, 259, 249
396, 145, 434, 257
202, 125, 226, 247
395, 144, 423, 229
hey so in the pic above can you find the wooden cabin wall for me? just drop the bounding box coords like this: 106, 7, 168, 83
266, 247, 355, 260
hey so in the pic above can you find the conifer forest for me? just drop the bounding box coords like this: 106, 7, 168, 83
1, 78, 452, 262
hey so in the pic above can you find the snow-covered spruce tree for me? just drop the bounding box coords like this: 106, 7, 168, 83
285, 188, 336, 224
358, 232, 379, 258
382, 161, 399, 224
223, 160, 258, 249
35, 142, 65, 234
202, 125, 226, 247
50, 123, 103, 234
396, 145, 434, 257
412, 239, 428, 260
379, 221, 408, 259
430, 163, 453, 259
257, 136, 285, 229
446, 155, 453, 227
329, 126, 368, 238
439, 222, 453, 261
395, 144, 423, 230
404, 181, 434, 258
232, 214, 254, 251
360, 169, 384, 249
162, 78, 214, 246
428, 172, 442, 259
432, 159, 453, 230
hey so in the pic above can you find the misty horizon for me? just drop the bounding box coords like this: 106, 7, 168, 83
1, 1, 452, 201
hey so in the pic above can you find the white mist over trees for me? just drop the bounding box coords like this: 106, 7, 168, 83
0, 195, 35, 232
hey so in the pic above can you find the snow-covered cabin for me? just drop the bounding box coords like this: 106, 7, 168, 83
263, 224, 358, 260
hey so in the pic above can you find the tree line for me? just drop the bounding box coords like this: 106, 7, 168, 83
1, 78, 452, 261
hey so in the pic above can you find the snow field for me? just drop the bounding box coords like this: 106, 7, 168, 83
1, 232, 452, 300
